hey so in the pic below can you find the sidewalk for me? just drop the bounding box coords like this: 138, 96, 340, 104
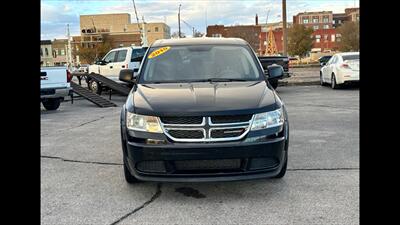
280, 66, 321, 86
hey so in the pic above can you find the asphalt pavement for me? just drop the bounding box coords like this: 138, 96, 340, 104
41, 85, 359, 225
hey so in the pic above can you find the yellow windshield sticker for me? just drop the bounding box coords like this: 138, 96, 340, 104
148, 46, 171, 59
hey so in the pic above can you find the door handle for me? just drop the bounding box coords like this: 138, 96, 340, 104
109, 66, 113, 69
122, 65, 125, 68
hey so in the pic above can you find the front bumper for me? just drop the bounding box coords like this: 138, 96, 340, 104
123, 123, 288, 182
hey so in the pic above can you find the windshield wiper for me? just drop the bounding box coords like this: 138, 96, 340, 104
206, 78, 249, 82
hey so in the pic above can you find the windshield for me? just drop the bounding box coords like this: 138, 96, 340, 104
141, 45, 262, 83
342, 54, 359, 61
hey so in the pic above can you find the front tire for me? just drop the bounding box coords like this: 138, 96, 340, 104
331, 74, 339, 89
42, 98, 61, 110
320, 72, 326, 86
88, 79, 102, 95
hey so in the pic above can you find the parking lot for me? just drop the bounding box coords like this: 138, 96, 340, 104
41, 84, 359, 225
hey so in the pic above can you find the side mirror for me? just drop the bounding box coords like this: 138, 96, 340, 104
321, 62, 326, 66
119, 69, 136, 84
265, 64, 284, 80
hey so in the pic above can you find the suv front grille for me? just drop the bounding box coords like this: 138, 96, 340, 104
160, 116, 203, 124
160, 115, 253, 142
167, 130, 204, 139
210, 115, 252, 124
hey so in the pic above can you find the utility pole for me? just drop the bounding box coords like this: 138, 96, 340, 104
142, 16, 148, 47
282, 0, 288, 56
178, 4, 182, 38
66, 24, 72, 68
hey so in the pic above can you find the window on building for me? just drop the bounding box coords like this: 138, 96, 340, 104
315, 35, 321, 39
313, 18, 319, 23
323, 16, 329, 23
323, 24, 329, 29
313, 25, 319, 30
45, 48, 49, 56
324, 34, 328, 40
61, 49, 65, 55
40, 48, 43, 57
316, 38, 320, 43
331, 34, 335, 42
302, 17, 309, 24
356, 15, 359, 21
155, 27, 159, 32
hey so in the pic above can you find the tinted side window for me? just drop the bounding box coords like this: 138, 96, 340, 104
116, 50, 127, 62
131, 48, 148, 62
103, 51, 117, 63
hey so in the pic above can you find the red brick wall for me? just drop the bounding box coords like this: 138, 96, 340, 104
207, 25, 261, 54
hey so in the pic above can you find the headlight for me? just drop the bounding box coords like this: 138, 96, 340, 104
250, 108, 284, 131
126, 112, 163, 133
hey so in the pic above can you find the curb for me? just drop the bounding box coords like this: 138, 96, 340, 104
279, 80, 320, 86
290, 64, 320, 68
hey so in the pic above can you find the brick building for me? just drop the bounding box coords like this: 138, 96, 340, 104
72, 13, 171, 64
51, 39, 68, 66
293, 11, 333, 31
292, 8, 359, 52
40, 40, 53, 66
206, 25, 261, 54
79, 13, 170, 46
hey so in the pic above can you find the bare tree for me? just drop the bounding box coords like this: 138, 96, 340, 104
337, 21, 359, 52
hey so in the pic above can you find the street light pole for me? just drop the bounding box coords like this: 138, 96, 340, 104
282, 0, 288, 56
178, 4, 181, 38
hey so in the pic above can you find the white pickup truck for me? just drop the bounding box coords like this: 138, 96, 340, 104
40, 66, 72, 110
87, 46, 147, 94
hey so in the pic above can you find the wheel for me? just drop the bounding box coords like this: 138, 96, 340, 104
88, 79, 102, 95
269, 79, 279, 89
42, 98, 61, 110
273, 151, 287, 178
123, 157, 139, 183
320, 72, 326, 86
331, 73, 339, 89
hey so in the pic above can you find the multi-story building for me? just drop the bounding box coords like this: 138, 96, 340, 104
51, 39, 68, 66
40, 40, 54, 66
345, 8, 360, 22
333, 8, 360, 28
293, 11, 333, 31
293, 8, 359, 52
79, 13, 170, 46
73, 13, 171, 64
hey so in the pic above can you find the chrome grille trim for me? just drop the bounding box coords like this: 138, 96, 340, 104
159, 115, 254, 142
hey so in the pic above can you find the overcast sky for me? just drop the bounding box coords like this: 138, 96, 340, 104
41, 0, 359, 40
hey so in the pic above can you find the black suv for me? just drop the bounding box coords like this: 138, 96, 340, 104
120, 38, 289, 183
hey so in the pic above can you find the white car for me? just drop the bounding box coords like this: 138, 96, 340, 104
320, 52, 359, 89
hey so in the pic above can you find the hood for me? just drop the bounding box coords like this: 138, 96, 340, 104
131, 81, 278, 116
